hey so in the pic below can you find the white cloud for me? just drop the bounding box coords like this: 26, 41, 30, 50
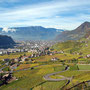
0, 0, 90, 30
2, 27, 16, 32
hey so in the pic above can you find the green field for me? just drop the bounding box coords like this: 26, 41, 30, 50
50, 75, 63, 79
57, 70, 90, 89
69, 64, 79, 70
78, 65, 90, 70
58, 70, 87, 77
33, 80, 67, 90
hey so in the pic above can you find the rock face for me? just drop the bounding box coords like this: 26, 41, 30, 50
56, 21, 90, 41
0, 35, 15, 48
0, 26, 64, 40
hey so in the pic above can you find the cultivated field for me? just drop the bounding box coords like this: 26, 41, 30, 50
78, 65, 90, 70
0, 64, 66, 90
0, 52, 31, 60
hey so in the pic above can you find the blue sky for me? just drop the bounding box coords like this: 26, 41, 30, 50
0, 0, 90, 30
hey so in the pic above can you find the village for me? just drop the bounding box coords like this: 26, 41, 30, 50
0, 40, 56, 55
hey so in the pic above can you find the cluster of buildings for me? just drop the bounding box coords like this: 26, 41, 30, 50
2, 49, 64, 65
0, 48, 28, 55
0, 40, 57, 55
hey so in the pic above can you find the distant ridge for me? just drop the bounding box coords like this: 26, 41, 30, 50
56, 21, 90, 41
0, 26, 64, 41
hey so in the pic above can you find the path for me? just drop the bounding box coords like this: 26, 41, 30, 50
43, 66, 71, 81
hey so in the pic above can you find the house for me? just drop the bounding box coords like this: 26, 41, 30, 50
0, 51, 3, 55
21, 56, 28, 62
49, 52, 53, 56
14, 58, 19, 62
20, 49, 24, 52
86, 54, 90, 58
2, 51, 8, 54
51, 57, 59, 61
60, 50, 64, 54
31, 54, 36, 58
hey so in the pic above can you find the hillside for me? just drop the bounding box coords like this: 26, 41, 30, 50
1, 26, 64, 40
0, 35, 15, 48
51, 33, 90, 55
56, 21, 90, 41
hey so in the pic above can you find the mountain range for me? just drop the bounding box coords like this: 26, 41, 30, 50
56, 21, 90, 41
0, 26, 64, 41
0, 21, 90, 41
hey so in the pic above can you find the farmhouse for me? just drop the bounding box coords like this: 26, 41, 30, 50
51, 57, 59, 61
21, 56, 28, 62
14, 58, 19, 62
86, 54, 90, 58
0, 51, 3, 55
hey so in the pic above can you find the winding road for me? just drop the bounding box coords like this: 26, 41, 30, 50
43, 66, 71, 81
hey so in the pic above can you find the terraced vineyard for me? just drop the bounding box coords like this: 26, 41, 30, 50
78, 65, 90, 70
33, 81, 67, 90
0, 52, 31, 60
0, 64, 66, 90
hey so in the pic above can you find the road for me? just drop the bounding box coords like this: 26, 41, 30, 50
43, 66, 71, 81
0, 64, 47, 73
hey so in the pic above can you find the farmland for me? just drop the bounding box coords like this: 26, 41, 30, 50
0, 35, 90, 90
78, 65, 90, 70
33, 81, 67, 90
0, 64, 66, 90
0, 52, 31, 60
15, 63, 39, 71
0, 50, 90, 90
33, 53, 80, 62
0, 62, 90, 90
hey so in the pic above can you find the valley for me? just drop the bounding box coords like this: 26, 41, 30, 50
0, 34, 90, 90
0, 22, 90, 90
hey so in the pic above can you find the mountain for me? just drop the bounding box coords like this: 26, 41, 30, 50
0, 26, 64, 40
0, 35, 15, 48
56, 21, 90, 41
